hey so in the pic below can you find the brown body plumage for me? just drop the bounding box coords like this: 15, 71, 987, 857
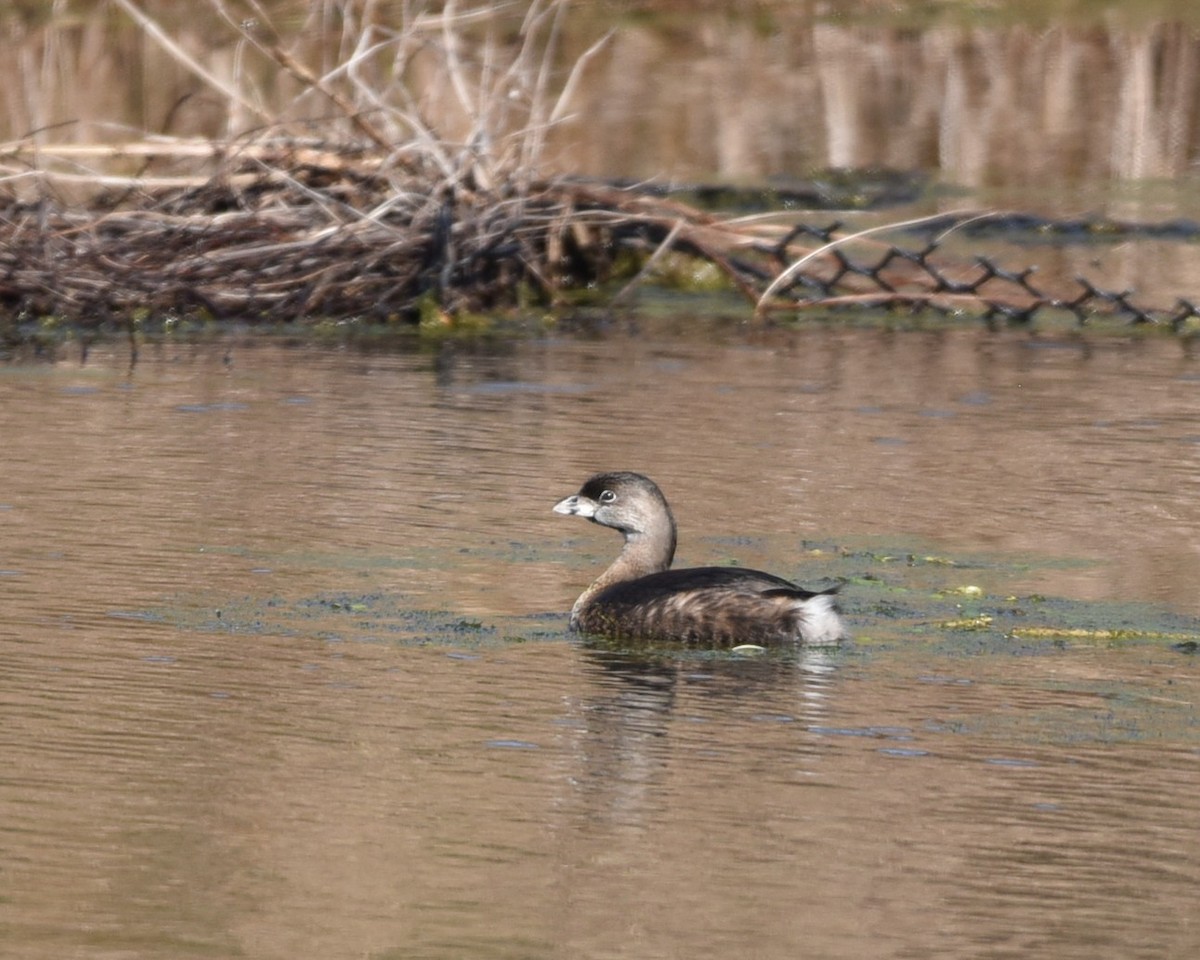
553, 472, 845, 646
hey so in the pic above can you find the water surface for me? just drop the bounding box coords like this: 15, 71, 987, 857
1, 327, 1197, 959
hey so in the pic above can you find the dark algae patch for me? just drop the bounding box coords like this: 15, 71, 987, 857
134, 539, 1200, 746
176, 591, 567, 649
140, 536, 1200, 655
823, 540, 1200, 656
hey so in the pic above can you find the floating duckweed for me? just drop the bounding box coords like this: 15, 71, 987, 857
938, 615, 994, 631
1010, 627, 1200, 643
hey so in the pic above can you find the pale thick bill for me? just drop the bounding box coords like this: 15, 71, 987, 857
553, 495, 595, 518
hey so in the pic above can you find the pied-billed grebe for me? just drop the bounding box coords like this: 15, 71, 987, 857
553, 471, 845, 646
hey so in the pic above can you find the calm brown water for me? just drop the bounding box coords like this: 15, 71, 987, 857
5, 4, 1200, 957
1, 327, 1198, 959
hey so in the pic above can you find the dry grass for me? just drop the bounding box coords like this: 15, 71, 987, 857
0, 0, 1192, 340
0, 1, 847, 328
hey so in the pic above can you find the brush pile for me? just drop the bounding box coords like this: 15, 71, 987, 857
0, 138, 815, 325
0, 140, 639, 325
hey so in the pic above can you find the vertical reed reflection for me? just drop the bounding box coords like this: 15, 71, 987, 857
5, 5, 1200, 189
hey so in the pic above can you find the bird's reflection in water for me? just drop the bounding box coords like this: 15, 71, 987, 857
564, 643, 843, 829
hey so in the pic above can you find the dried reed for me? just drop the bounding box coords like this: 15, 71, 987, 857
1, 1, 1194, 338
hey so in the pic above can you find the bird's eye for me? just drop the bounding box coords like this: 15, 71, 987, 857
599, 490, 616, 503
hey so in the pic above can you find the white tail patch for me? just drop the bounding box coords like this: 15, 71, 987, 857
794, 593, 845, 646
